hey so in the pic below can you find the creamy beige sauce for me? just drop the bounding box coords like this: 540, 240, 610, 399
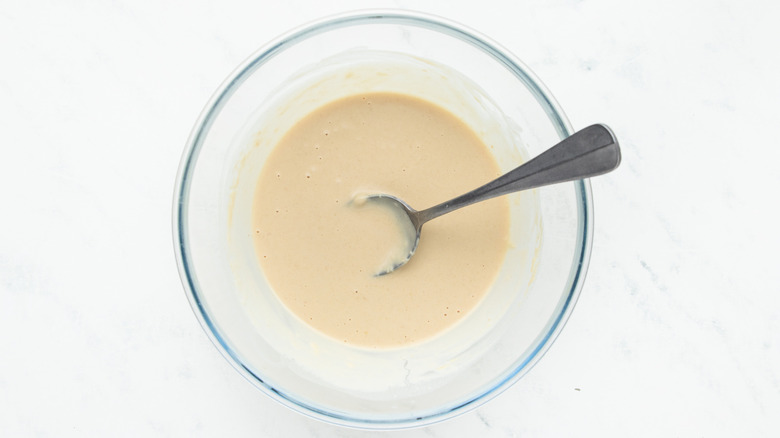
251, 92, 509, 348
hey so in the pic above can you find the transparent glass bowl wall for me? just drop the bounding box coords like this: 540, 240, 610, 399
173, 11, 592, 429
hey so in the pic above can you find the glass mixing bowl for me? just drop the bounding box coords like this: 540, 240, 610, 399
173, 10, 592, 429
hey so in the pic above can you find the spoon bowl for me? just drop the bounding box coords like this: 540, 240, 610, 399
362, 123, 621, 275
357, 194, 422, 276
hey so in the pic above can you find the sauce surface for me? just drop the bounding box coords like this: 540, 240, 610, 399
251, 93, 510, 348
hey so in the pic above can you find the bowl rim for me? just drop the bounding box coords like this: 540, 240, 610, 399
172, 8, 593, 430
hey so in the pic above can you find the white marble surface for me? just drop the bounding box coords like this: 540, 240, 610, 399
2, 0, 779, 436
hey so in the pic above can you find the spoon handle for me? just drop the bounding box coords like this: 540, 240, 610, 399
416, 124, 621, 224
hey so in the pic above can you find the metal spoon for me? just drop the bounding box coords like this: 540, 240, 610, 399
363, 123, 621, 276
